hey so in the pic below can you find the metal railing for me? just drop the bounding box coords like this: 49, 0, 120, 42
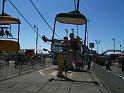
92, 63, 124, 93
0, 57, 51, 81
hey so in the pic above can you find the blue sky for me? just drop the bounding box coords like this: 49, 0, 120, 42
0, 0, 124, 53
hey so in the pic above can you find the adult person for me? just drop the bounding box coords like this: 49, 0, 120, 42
87, 55, 92, 70
105, 56, 112, 71
119, 55, 124, 72
62, 36, 70, 53
69, 33, 81, 70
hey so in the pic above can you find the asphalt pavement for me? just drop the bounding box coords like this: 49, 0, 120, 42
0, 66, 109, 93
111, 66, 124, 77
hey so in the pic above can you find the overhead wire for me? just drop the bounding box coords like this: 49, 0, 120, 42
8, 0, 51, 45
28, 0, 62, 40
74, 0, 79, 36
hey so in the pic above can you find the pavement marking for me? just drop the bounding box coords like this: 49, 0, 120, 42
48, 71, 74, 78
39, 65, 56, 72
38, 66, 56, 76
49, 71, 57, 76
39, 71, 45, 76
38, 66, 74, 78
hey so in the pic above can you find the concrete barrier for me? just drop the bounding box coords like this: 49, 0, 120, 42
93, 63, 124, 93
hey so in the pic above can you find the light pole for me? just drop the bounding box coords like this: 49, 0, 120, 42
120, 44, 122, 51
112, 38, 115, 54
95, 40, 100, 53
34, 25, 38, 55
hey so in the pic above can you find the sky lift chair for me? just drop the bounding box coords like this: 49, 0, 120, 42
42, 0, 88, 81
51, 10, 87, 54
0, 0, 21, 52
0, 13, 21, 52
49, 10, 87, 80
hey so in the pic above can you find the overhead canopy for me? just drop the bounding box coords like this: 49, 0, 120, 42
0, 13, 21, 25
0, 40, 20, 52
56, 10, 87, 25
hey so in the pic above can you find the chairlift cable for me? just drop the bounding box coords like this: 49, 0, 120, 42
77, 0, 80, 11
76, 25, 78, 36
74, 0, 79, 36
28, 0, 62, 40
8, 0, 43, 41
74, 0, 77, 11
2, 0, 5, 14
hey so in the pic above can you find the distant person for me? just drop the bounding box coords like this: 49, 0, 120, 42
121, 60, 124, 72
5, 56, 10, 66
105, 57, 112, 71
14, 56, 19, 69
87, 55, 92, 70
119, 55, 124, 72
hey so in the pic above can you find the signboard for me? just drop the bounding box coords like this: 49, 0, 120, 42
51, 40, 62, 53
89, 43, 94, 49
25, 49, 34, 56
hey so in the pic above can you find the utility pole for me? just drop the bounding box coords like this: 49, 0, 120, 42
112, 38, 115, 54
34, 25, 38, 55
95, 40, 100, 53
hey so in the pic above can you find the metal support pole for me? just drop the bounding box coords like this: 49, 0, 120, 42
74, 0, 76, 10
51, 18, 56, 52
18, 24, 20, 48
52, 18, 56, 44
2, 0, 6, 14
76, 25, 78, 36
36, 28, 38, 55
77, 0, 80, 11
84, 21, 87, 48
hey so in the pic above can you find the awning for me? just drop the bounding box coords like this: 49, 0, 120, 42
0, 13, 21, 25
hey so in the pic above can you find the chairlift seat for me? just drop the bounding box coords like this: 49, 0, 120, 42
0, 40, 20, 52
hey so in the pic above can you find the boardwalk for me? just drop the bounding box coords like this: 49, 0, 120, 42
0, 66, 108, 93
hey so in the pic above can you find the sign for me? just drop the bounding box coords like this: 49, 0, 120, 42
25, 49, 34, 56
89, 43, 94, 49
51, 39, 62, 53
